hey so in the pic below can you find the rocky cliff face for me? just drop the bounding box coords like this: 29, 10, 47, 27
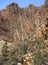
0, 1, 48, 65
0, 0, 48, 45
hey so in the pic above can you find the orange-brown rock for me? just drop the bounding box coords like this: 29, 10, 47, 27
0, 1, 48, 44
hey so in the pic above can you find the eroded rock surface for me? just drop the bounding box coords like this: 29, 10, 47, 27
0, 1, 48, 44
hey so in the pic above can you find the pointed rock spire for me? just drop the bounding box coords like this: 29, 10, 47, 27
7, 2, 19, 8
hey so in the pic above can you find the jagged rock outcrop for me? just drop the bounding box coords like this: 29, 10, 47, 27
0, 1, 48, 65
0, 0, 48, 45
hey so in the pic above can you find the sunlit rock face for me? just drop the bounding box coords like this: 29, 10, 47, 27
0, 0, 48, 45
0, 40, 5, 55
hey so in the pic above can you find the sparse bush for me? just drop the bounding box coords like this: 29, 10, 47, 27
0, 38, 48, 65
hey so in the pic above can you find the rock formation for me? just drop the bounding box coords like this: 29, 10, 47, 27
0, 1, 48, 65
0, 0, 48, 45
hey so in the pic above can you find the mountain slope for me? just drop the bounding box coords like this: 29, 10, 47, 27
0, 1, 48, 44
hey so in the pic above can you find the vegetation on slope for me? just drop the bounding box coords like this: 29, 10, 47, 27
0, 37, 48, 65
